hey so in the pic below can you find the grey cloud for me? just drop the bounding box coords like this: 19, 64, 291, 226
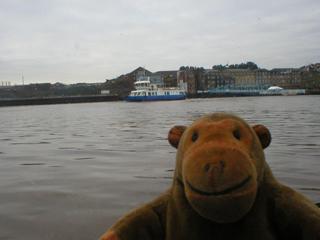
0, 0, 319, 84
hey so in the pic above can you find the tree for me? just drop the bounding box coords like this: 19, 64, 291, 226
247, 62, 258, 70
213, 62, 258, 70
212, 64, 227, 71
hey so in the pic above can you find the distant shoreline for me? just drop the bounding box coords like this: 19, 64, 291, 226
1, 91, 319, 107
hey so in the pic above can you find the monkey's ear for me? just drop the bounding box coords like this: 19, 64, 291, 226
252, 125, 271, 149
168, 126, 187, 149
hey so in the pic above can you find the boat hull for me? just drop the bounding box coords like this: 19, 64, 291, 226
124, 94, 186, 102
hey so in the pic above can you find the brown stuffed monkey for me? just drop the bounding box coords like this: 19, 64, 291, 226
99, 113, 320, 240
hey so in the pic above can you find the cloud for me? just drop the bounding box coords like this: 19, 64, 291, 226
0, 0, 319, 84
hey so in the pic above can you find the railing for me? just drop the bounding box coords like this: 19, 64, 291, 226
260, 89, 306, 95
208, 83, 273, 93
207, 83, 305, 95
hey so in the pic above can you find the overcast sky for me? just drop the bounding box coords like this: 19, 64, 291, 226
1, 0, 319, 85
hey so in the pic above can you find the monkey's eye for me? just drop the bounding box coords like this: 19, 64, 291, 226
233, 130, 241, 140
192, 132, 198, 142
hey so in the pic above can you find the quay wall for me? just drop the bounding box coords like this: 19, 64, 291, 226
0, 95, 121, 107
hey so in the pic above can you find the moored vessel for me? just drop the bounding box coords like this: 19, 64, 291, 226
124, 77, 186, 102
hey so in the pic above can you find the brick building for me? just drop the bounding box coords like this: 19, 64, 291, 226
269, 68, 301, 88
155, 71, 178, 81
201, 70, 235, 90
199, 68, 302, 91
177, 68, 196, 94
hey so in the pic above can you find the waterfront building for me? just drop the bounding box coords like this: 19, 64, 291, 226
202, 70, 235, 90
177, 68, 197, 94
137, 71, 164, 86
197, 68, 304, 92
223, 69, 255, 84
155, 71, 178, 81
254, 69, 271, 85
300, 63, 320, 89
269, 68, 301, 89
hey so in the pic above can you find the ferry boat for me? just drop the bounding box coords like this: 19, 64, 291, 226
124, 77, 186, 102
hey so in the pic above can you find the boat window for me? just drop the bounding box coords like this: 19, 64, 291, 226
148, 92, 151, 96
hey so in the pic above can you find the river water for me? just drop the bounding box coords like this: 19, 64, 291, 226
0, 95, 319, 239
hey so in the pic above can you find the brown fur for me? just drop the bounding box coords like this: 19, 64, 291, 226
99, 113, 320, 240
